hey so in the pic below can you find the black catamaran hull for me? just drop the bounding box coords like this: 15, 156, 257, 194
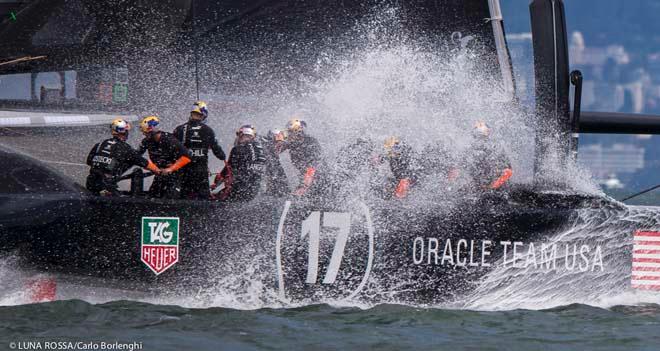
1, 148, 639, 304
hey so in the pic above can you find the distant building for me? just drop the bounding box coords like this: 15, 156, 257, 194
569, 31, 630, 67
505, 7, 659, 194
567, 31, 650, 113
578, 143, 645, 180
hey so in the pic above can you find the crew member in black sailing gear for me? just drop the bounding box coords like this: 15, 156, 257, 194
218, 125, 266, 202
334, 138, 378, 182
86, 118, 161, 196
418, 142, 460, 188
467, 121, 513, 191
330, 137, 382, 199
138, 115, 191, 199
173, 101, 227, 199
258, 129, 289, 197
382, 136, 418, 199
281, 118, 325, 196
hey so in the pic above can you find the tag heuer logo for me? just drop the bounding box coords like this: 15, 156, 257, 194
141, 217, 180, 275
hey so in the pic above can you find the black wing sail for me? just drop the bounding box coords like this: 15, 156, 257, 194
0, 0, 515, 117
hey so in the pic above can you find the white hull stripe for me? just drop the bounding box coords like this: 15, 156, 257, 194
632, 245, 660, 250
631, 285, 660, 290
631, 254, 660, 259
0, 117, 31, 125
632, 262, 660, 268
631, 271, 660, 276
634, 234, 660, 239
275, 200, 291, 302
631, 280, 660, 285
44, 115, 90, 124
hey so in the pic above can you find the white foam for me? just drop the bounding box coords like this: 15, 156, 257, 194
1, 6, 633, 312
463, 205, 660, 311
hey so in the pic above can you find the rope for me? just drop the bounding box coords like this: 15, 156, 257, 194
620, 184, 660, 203
0, 55, 47, 67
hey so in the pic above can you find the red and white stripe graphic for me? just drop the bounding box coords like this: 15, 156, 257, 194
632, 231, 660, 290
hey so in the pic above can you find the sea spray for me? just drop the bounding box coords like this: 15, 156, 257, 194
0, 6, 625, 311
463, 204, 660, 310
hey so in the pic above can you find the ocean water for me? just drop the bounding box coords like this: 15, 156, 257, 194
2, 301, 660, 351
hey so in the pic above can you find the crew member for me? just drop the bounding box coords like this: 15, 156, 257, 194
138, 115, 191, 198
259, 129, 289, 197
86, 118, 161, 196
419, 142, 460, 185
218, 125, 266, 202
281, 118, 324, 196
173, 101, 226, 199
468, 121, 513, 191
335, 137, 378, 181
331, 137, 381, 198
382, 136, 418, 199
